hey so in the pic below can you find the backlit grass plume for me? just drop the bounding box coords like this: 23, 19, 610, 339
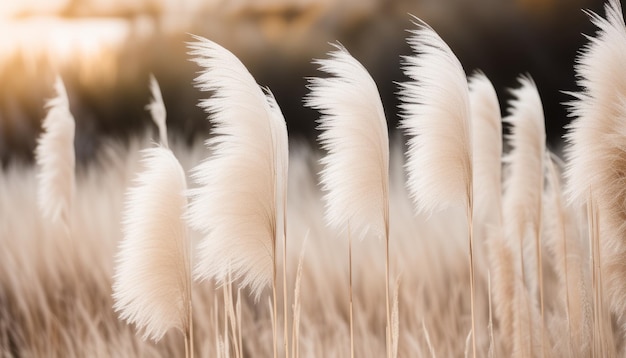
186, 36, 288, 356
468, 73, 503, 281
306, 43, 389, 240
35, 77, 75, 233
266, 88, 290, 357
399, 21, 472, 215
501, 76, 547, 356
469, 73, 502, 229
398, 19, 476, 357
564, 0, 626, 354
112, 147, 193, 356
305, 43, 390, 358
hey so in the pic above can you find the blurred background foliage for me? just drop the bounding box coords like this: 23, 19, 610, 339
0, 0, 612, 165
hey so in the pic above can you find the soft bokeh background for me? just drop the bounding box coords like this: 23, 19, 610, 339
0, 0, 611, 165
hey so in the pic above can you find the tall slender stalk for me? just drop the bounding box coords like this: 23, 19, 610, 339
187, 280, 194, 358
348, 225, 354, 358
536, 187, 545, 357
487, 272, 496, 358
467, 199, 476, 358
237, 290, 243, 358
588, 195, 598, 357
385, 222, 391, 358
283, 207, 289, 357
273, 239, 278, 358
184, 331, 189, 358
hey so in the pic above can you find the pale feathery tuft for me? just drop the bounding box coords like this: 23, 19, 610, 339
469, 72, 503, 276
305, 43, 389, 238
35, 76, 76, 231
265, 88, 289, 248
186, 36, 288, 298
564, 0, 626, 330
399, 19, 472, 215
469, 72, 502, 227
502, 76, 546, 287
399, 19, 476, 357
501, 76, 546, 355
565, 0, 626, 206
112, 147, 192, 342
146, 74, 168, 148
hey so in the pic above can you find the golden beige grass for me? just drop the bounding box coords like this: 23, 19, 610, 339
2, 1, 626, 356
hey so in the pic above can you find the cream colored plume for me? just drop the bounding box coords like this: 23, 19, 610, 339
399, 19, 476, 356
305, 43, 389, 239
502, 76, 545, 271
186, 36, 288, 298
469, 72, 502, 227
398, 20, 472, 214
112, 147, 192, 343
35, 77, 75, 231
501, 76, 546, 355
564, 0, 626, 347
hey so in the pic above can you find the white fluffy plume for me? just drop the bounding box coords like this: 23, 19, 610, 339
35, 77, 75, 230
112, 147, 192, 342
305, 43, 389, 238
146, 74, 168, 148
399, 20, 476, 356
266, 89, 289, 250
399, 20, 472, 214
469, 72, 502, 226
502, 76, 545, 243
564, 0, 626, 338
501, 76, 546, 355
565, 0, 626, 207
186, 36, 288, 298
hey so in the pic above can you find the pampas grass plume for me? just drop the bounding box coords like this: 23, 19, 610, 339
35, 76, 76, 230
564, 1, 626, 353
186, 34, 287, 298
399, 20, 472, 215
399, 19, 476, 356
501, 75, 547, 356
469, 72, 502, 227
305, 42, 390, 357
306, 43, 389, 239
112, 147, 192, 344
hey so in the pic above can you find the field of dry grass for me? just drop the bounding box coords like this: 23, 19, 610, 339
1, 1, 626, 357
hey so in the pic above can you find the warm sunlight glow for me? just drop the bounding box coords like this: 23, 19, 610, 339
0, 0, 69, 19
0, 17, 132, 83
